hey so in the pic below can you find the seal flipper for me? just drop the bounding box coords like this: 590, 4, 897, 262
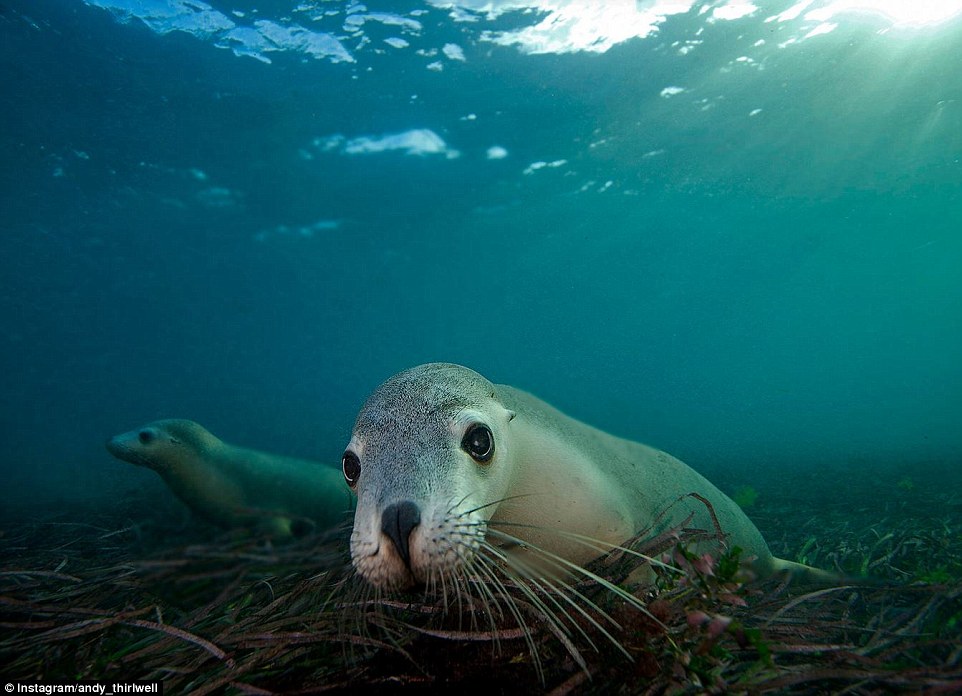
769, 557, 843, 585
769, 557, 889, 587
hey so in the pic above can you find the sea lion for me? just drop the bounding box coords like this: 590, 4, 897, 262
107, 419, 353, 537
343, 363, 832, 590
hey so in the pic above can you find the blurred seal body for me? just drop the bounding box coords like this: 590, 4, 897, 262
343, 363, 826, 589
107, 419, 352, 536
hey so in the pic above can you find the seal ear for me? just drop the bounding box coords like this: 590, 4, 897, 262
507, 411, 516, 422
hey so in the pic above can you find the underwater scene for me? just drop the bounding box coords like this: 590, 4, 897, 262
2, 0, 961, 692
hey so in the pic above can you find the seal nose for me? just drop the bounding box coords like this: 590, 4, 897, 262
381, 501, 421, 569
105, 437, 122, 457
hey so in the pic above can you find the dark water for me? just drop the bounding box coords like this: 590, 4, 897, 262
2, 0, 961, 509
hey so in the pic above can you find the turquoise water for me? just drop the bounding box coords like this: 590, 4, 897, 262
1, 1, 961, 506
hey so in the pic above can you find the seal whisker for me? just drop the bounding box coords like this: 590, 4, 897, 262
457, 493, 536, 518
425, 568, 441, 614
438, 533, 503, 637
337, 572, 382, 665
477, 543, 600, 658
479, 540, 633, 660
477, 545, 593, 674
491, 520, 683, 574
457, 562, 494, 634
464, 549, 546, 680
487, 528, 667, 633
449, 567, 469, 626
454, 571, 480, 631
464, 552, 512, 631
446, 493, 473, 517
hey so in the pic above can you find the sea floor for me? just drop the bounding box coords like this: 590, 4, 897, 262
1, 461, 960, 693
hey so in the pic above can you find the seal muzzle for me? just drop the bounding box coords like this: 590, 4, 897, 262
381, 501, 421, 569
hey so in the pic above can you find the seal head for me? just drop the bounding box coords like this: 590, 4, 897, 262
344, 363, 516, 590
106, 419, 217, 472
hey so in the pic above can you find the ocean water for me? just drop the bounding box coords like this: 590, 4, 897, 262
2, 0, 961, 513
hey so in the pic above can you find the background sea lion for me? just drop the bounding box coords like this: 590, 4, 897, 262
343, 363, 833, 590
107, 419, 352, 537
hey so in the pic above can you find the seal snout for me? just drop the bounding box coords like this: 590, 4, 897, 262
105, 436, 130, 461
381, 501, 421, 569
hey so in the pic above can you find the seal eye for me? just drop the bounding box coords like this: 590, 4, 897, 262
342, 451, 361, 488
462, 424, 494, 463
138, 429, 155, 445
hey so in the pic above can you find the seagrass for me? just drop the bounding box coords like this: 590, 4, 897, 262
1, 464, 960, 693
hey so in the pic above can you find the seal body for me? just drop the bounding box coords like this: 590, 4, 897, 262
344, 364, 818, 590
107, 419, 352, 536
